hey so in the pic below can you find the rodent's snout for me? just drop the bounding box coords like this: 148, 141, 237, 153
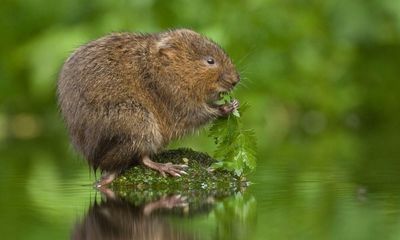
220, 71, 240, 91
233, 74, 240, 86
231, 72, 240, 87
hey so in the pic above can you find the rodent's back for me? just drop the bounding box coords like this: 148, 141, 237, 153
58, 33, 165, 170
58, 33, 149, 111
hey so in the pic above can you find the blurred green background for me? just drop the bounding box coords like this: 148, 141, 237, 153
1, 0, 400, 239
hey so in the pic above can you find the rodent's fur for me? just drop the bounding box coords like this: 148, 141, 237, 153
57, 29, 239, 180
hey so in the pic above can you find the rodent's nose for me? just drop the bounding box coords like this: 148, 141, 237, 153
232, 73, 240, 87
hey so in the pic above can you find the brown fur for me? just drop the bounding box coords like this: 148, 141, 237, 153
57, 29, 239, 173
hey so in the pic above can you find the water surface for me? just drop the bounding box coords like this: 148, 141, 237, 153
1, 126, 400, 239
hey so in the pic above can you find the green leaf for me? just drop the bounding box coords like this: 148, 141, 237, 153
220, 92, 232, 103
214, 92, 233, 106
208, 101, 257, 176
214, 99, 226, 106
232, 109, 240, 117
210, 162, 224, 169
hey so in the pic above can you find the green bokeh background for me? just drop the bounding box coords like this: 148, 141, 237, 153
1, 0, 400, 239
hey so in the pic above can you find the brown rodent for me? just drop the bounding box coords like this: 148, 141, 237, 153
57, 29, 240, 187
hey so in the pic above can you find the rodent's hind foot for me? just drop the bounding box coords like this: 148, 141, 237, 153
94, 172, 117, 188
142, 155, 188, 177
97, 186, 116, 199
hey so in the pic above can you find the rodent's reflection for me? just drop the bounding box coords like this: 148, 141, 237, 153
72, 193, 212, 240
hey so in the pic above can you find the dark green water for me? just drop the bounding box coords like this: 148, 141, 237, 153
1, 123, 399, 240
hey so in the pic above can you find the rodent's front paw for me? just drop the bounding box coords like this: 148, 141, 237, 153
231, 99, 239, 110
219, 99, 239, 116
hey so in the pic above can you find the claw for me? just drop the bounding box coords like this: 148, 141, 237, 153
232, 99, 239, 109
94, 172, 116, 188
219, 99, 240, 116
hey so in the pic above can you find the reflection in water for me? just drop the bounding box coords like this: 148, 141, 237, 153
72, 189, 256, 240
72, 194, 194, 240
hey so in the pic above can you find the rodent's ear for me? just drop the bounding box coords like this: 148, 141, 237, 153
155, 36, 174, 59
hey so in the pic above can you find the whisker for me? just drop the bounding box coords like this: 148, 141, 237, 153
238, 81, 249, 89
235, 47, 256, 66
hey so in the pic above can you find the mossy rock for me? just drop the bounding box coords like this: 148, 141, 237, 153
110, 148, 248, 205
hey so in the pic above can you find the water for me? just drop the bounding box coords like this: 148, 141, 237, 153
1, 126, 400, 240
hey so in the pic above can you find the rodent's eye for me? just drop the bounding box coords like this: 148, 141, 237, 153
206, 58, 215, 65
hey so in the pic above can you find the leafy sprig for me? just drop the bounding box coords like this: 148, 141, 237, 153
208, 93, 257, 176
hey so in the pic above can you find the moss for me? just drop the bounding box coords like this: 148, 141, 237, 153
110, 148, 248, 205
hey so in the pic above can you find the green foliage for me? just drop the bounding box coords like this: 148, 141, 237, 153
209, 95, 257, 176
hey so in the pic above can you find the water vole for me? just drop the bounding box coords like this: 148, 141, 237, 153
57, 29, 240, 187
